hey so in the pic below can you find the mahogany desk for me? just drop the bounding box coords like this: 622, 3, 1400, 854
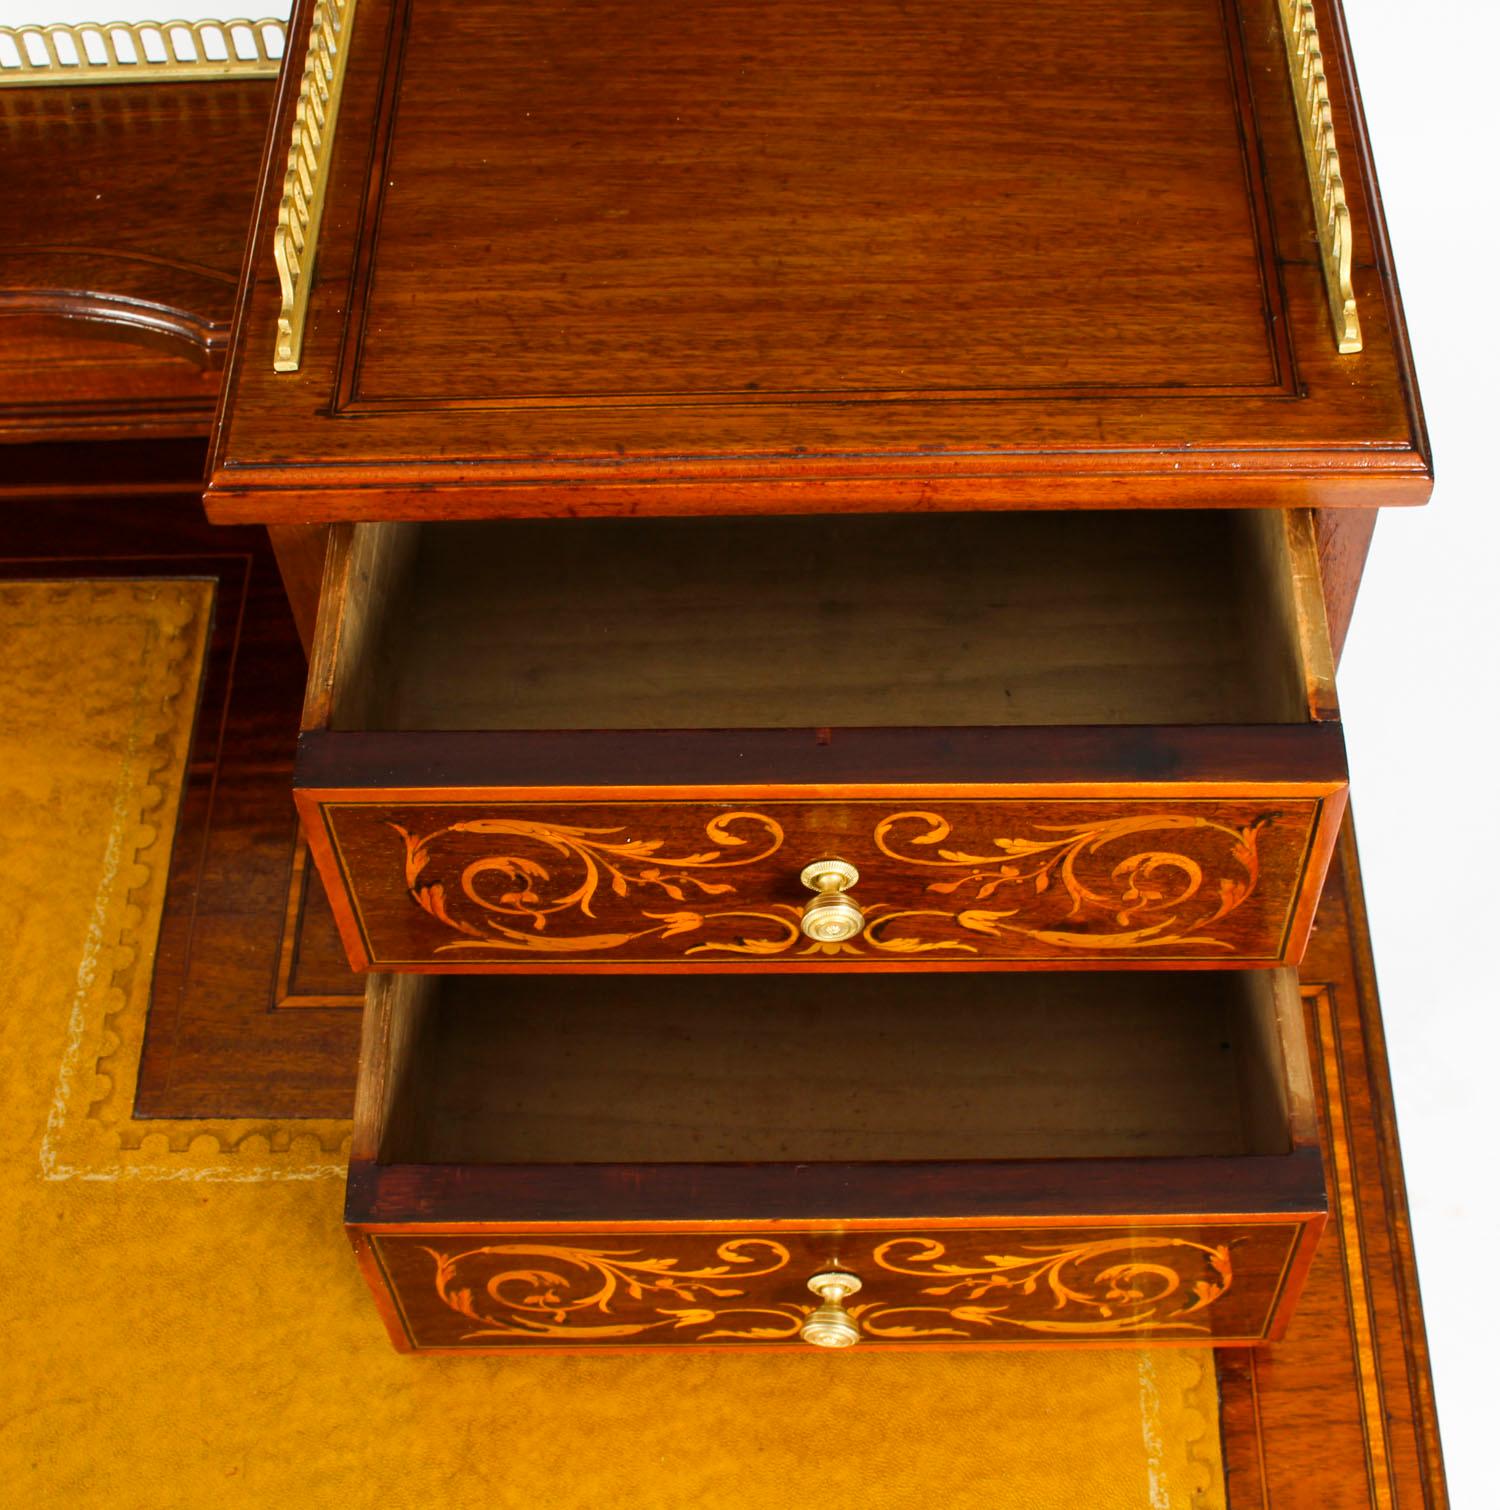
0, 0, 1445, 1495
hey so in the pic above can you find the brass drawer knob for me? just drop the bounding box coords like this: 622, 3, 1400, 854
799, 859, 864, 943
801, 1271, 862, 1349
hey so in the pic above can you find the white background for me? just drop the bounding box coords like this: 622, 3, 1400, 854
10, 0, 1500, 1502
1329, 4, 1500, 1505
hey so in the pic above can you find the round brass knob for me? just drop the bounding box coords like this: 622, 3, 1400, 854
799, 859, 864, 943
801, 1271, 862, 1349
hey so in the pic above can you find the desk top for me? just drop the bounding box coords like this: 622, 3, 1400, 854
209, 0, 1430, 523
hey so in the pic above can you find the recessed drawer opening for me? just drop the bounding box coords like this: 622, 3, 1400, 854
323, 509, 1333, 733
370, 968, 1314, 1166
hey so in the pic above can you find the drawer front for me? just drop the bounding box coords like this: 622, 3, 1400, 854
302, 787, 1344, 971
354, 1218, 1322, 1353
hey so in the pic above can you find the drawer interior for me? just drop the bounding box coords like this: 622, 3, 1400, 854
318, 509, 1334, 733
363, 969, 1315, 1167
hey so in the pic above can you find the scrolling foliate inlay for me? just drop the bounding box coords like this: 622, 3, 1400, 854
392, 811, 795, 956
860, 1236, 1234, 1338
381, 805, 1276, 959
872, 810, 1266, 953
407, 1233, 1235, 1347
425, 1239, 800, 1342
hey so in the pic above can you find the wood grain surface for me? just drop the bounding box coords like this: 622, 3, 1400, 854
207, 0, 1430, 521
1316, 508, 1380, 663
0, 80, 273, 442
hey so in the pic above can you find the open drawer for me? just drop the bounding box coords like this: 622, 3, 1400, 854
346, 967, 1325, 1353
296, 508, 1346, 972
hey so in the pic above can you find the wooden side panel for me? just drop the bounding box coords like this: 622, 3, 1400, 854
1315, 507, 1379, 663
1280, 508, 1340, 721
298, 786, 1345, 970
0, 79, 274, 441
267, 524, 331, 659
1271, 968, 1321, 1150
302, 520, 419, 731
348, 971, 436, 1162
354, 1217, 1322, 1352
348, 1228, 414, 1353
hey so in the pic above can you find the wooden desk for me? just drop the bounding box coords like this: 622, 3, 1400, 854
0, 0, 1444, 1485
